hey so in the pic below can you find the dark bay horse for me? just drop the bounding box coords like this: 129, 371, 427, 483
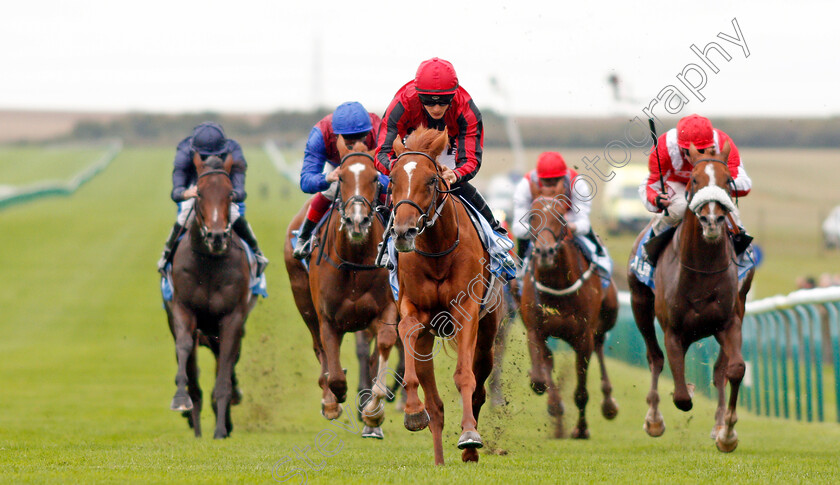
165, 154, 258, 439
627, 143, 754, 452
520, 194, 619, 439
284, 139, 398, 438
390, 127, 503, 465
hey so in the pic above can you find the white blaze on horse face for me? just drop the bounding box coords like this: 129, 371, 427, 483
404, 161, 418, 197
705, 164, 717, 214
348, 163, 365, 196
212, 207, 220, 226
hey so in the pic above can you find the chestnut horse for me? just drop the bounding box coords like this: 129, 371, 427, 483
165, 154, 258, 439
284, 139, 398, 438
520, 194, 619, 439
627, 143, 754, 452
390, 127, 502, 465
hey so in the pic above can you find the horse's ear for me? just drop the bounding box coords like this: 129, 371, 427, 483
688, 142, 701, 161
393, 136, 405, 156
223, 153, 234, 174
720, 140, 731, 163
193, 152, 205, 173
430, 129, 448, 160
337, 135, 349, 160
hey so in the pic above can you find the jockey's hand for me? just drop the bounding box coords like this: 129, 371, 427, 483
183, 186, 198, 199
655, 192, 671, 210
441, 168, 458, 185
567, 222, 577, 234
325, 167, 340, 183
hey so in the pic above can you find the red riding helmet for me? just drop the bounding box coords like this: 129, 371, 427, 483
536, 152, 568, 179
677, 114, 714, 149
415, 57, 459, 95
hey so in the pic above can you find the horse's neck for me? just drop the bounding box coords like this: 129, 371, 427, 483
678, 215, 732, 267
535, 240, 585, 285
414, 193, 459, 255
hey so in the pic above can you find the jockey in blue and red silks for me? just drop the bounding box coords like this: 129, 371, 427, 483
292, 101, 383, 259
640, 114, 753, 262
374, 57, 507, 235
157, 121, 269, 274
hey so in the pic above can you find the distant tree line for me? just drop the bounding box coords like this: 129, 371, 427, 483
66, 110, 840, 149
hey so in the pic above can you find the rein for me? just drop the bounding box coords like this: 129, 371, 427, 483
392, 150, 461, 258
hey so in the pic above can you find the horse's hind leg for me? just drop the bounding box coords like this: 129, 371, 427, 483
185, 345, 202, 437
629, 279, 665, 437
489, 305, 513, 406
715, 319, 745, 453
355, 330, 373, 421
570, 338, 593, 439
595, 331, 618, 420
362, 303, 399, 434
212, 313, 244, 439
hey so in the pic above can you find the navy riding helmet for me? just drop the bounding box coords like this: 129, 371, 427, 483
332, 102, 372, 135
190, 122, 228, 156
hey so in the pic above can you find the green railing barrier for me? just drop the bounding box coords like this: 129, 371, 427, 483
263, 140, 300, 184
0, 140, 123, 210
602, 288, 840, 423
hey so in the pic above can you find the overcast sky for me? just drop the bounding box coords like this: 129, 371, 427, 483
2, 0, 837, 117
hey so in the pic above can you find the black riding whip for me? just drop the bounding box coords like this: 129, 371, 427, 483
648, 118, 669, 217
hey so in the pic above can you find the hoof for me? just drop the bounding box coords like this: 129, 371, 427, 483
404, 409, 430, 432
213, 429, 228, 439
644, 418, 665, 437
673, 398, 693, 412
457, 430, 484, 449
715, 429, 738, 453
321, 401, 343, 421
530, 380, 548, 395
362, 402, 385, 428
171, 394, 193, 412
602, 398, 619, 420
571, 427, 590, 439
231, 387, 243, 406
361, 426, 384, 440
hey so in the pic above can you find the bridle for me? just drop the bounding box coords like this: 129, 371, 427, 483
682, 158, 737, 274
391, 151, 461, 258
194, 169, 233, 247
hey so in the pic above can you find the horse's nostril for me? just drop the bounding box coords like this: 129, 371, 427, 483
406, 227, 419, 238
361, 216, 371, 226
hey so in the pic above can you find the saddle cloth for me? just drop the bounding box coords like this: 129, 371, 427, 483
629, 228, 757, 290
160, 239, 268, 302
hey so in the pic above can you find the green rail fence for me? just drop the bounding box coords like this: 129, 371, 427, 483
0, 140, 123, 210
603, 288, 840, 422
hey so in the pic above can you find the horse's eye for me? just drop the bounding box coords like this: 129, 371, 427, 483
427, 177, 437, 186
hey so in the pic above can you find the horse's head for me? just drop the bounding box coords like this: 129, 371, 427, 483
192, 153, 235, 255
335, 136, 380, 243
528, 194, 573, 269
389, 127, 449, 252
685, 142, 737, 243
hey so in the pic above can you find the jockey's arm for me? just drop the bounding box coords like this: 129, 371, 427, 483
568, 186, 592, 236
374, 98, 404, 175
452, 99, 483, 185
229, 141, 247, 202
170, 141, 193, 202
300, 127, 332, 194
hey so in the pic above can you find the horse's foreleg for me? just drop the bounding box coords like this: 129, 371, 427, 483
630, 286, 666, 437
170, 304, 196, 413
414, 333, 445, 466
398, 303, 430, 433
212, 313, 244, 439
523, 311, 550, 395
453, 303, 481, 450
320, 320, 348, 405
665, 330, 693, 412
186, 345, 202, 437
595, 332, 618, 420
571, 339, 593, 439
715, 318, 745, 453
462, 312, 497, 462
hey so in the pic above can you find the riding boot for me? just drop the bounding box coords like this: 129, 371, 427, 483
468, 188, 507, 236
643, 226, 677, 266
293, 218, 318, 260
157, 222, 184, 274
516, 238, 530, 260
731, 226, 754, 255
585, 229, 606, 256
233, 217, 269, 275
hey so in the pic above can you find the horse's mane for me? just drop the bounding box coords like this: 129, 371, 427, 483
204, 156, 225, 170
404, 126, 445, 153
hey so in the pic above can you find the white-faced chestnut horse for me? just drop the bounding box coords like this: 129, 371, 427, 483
284, 139, 398, 438
628, 143, 755, 452
520, 192, 619, 439
389, 127, 503, 465
165, 154, 258, 439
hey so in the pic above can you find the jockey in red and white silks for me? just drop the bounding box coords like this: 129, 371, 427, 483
641, 114, 751, 235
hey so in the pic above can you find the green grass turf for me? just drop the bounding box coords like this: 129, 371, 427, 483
0, 145, 109, 186
1, 146, 839, 483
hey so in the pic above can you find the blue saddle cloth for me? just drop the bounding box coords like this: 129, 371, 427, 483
160, 238, 268, 302
629, 229, 757, 290
385, 196, 516, 302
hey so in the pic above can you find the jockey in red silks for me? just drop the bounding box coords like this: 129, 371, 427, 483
292, 102, 383, 260
640, 114, 752, 258
375, 57, 506, 235
512, 152, 597, 258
